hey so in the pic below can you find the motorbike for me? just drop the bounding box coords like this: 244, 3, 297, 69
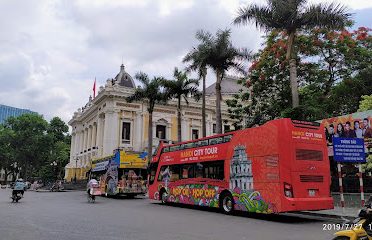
87, 183, 101, 203
50, 182, 64, 192
333, 199, 372, 240
11, 191, 23, 203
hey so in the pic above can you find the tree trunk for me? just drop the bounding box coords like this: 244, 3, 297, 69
147, 111, 153, 164
202, 71, 206, 138
215, 71, 222, 134
289, 59, 299, 108
4, 169, 8, 185
177, 97, 182, 143
286, 32, 300, 108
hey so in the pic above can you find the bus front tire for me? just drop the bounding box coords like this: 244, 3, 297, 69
220, 193, 234, 214
159, 189, 167, 204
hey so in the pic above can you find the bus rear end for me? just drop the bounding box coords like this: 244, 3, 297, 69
280, 120, 333, 212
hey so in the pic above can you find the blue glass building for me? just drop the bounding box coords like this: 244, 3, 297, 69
0, 104, 35, 124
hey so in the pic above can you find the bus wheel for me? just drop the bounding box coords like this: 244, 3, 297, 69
220, 193, 234, 214
160, 189, 167, 204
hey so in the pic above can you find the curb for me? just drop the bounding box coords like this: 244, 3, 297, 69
34, 190, 68, 192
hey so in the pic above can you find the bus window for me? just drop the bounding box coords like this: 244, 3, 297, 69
195, 163, 203, 178
223, 135, 233, 143
209, 137, 223, 145
198, 140, 209, 147
163, 147, 170, 153
203, 161, 224, 180
169, 165, 180, 181
184, 142, 195, 149
179, 144, 185, 150
181, 165, 194, 179
169, 145, 180, 152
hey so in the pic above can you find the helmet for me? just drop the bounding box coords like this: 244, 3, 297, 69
17, 178, 24, 182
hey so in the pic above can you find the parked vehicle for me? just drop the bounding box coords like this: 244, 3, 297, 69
24, 181, 31, 190
50, 181, 64, 192
91, 149, 148, 198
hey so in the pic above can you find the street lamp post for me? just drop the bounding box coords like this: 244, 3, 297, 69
74, 157, 78, 183
50, 161, 57, 181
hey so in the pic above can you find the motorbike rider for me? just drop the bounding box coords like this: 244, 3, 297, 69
13, 178, 25, 197
87, 176, 99, 197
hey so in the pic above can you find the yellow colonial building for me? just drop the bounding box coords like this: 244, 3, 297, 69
64, 64, 243, 181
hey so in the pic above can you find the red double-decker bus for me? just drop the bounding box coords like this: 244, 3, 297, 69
148, 118, 333, 214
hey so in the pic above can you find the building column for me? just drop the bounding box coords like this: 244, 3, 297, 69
92, 123, 97, 148
101, 118, 105, 156
69, 134, 75, 161
80, 130, 84, 153
103, 110, 120, 156
181, 118, 187, 141
82, 129, 86, 152
134, 112, 143, 151
96, 116, 103, 157
86, 128, 90, 150
88, 126, 92, 150
74, 131, 79, 155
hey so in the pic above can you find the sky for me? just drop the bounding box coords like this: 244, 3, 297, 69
0, 0, 371, 123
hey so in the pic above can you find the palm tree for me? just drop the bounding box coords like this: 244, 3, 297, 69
234, 0, 350, 107
161, 68, 200, 142
126, 72, 167, 161
195, 29, 250, 134
183, 33, 211, 138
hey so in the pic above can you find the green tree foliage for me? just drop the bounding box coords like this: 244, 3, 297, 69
358, 95, 372, 112
0, 125, 17, 182
326, 67, 372, 115
227, 27, 372, 126
0, 113, 70, 183
4, 114, 50, 180
48, 117, 69, 142
234, 0, 351, 108
225, 88, 250, 130
126, 72, 168, 160
161, 68, 200, 142
183, 33, 210, 138
190, 29, 250, 134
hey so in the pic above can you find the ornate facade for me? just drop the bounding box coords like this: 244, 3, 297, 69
64, 64, 241, 181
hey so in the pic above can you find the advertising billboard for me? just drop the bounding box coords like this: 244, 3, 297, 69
321, 110, 372, 156
333, 137, 366, 163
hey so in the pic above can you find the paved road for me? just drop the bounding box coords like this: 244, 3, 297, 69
0, 189, 337, 240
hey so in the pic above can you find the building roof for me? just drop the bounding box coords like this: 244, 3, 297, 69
205, 76, 245, 96
114, 64, 135, 88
